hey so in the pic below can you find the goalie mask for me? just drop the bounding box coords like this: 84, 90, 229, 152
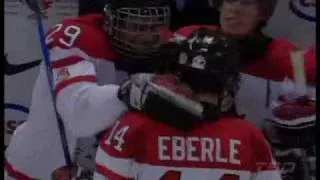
104, 0, 171, 60
167, 29, 241, 120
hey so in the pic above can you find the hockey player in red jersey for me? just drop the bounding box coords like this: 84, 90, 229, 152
94, 29, 282, 180
167, 0, 316, 128
5, 0, 171, 179
263, 79, 316, 180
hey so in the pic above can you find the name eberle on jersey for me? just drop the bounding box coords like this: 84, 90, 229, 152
158, 136, 241, 164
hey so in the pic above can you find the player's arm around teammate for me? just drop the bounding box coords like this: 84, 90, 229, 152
94, 28, 282, 180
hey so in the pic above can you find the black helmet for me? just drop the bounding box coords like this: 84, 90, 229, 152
104, 0, 171, 60
169, 28, 240, 94
162, 28, 241, 120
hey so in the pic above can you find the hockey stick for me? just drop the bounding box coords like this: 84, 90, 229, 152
33, 0, 73, 167
290, 50, 307, 96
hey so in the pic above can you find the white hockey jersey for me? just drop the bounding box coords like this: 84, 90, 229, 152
5, 14, 128, 180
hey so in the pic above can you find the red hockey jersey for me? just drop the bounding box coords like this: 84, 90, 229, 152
94, 111, 281, 180
171, 25, 316, 128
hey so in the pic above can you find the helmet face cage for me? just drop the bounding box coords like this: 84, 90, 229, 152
106, 6, 170, 59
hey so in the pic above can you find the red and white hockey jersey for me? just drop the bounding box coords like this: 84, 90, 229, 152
172, 25, 316, 128
94, 111, 281, 180
5, 14, 128, 179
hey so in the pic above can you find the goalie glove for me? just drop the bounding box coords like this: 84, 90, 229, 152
118, 73, 204, 131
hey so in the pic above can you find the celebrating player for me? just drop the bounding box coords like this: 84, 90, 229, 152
263, 78, 316, 180
5, 0, 171, 179
94, 29, 282, 180
167, 0, 316, 127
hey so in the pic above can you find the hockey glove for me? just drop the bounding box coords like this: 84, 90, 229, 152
118, 73, 204, 131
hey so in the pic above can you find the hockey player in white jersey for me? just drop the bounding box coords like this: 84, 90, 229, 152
5, 0, 170, 179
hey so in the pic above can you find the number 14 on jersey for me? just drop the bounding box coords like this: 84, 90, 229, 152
104, 121, 130, 152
